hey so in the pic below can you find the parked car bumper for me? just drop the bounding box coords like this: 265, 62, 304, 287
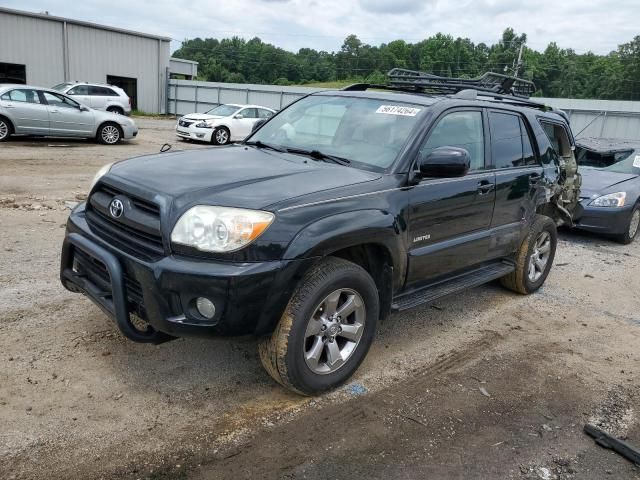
122, 123, 138, 139
175, 125, 214, 142
59, 204, 313, 339
574, 203, 634, 235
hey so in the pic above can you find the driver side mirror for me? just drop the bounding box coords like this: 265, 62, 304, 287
79, 105, 90, 112
416, 146, 470, 178
234, 113, 244, 119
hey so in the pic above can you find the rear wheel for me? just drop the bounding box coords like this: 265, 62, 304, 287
258, 257, 379, 395
500, 215, 557, 294
615, 205, 640, 244
97, 122, 122, 145
0, 117, 12, 142
211, 126, 230, 145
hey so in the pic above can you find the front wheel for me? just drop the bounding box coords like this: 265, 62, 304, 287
614, 205, 640, 244
500, 215, 557, 294
258, 257, 379, 395
97, 122, 122, 145
211, 126, 230, 145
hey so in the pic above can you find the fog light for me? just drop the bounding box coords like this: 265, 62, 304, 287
196, 297, 216, 319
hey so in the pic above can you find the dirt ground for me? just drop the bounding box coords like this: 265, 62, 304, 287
1, 118, 639, 480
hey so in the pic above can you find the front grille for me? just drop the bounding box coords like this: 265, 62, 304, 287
72, 247, 146, 317
86, 183, 164, 260
179, 119, 194, 127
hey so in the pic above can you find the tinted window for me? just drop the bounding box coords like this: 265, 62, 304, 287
68, 85, 89, 96
1, 89, 41, 104
489, 112, 523, 168
540, 121, 572, 157
89, 86, 116, 96
258, 108, 273, 119
42, 91, 80, 109
419, 111, 485, 170
520, 118, 537, 166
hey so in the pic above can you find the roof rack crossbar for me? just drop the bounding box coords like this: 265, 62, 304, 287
386, 68, 536, 98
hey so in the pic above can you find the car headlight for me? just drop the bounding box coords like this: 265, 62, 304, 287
89, 162, 113, 191
171, 206, 275, 253
195, 120, 214, 128
589, 192, 626, 208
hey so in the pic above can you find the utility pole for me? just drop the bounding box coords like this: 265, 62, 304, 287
513, 43, 524, 77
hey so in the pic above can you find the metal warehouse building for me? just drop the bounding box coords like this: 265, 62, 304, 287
0, 7, 172, 113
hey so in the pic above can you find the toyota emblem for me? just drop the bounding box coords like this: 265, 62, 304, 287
109, 198, 124, 218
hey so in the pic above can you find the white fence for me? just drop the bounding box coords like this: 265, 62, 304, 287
168, 79, 640, 140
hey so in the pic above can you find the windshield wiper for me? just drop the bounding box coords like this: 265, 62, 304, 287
244, 140, 286, 153
284, 147, 351, 166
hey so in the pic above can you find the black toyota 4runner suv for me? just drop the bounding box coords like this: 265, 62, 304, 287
60, 70, 580, 395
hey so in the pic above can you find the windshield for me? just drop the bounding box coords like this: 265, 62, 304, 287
248, 95, 426, 170
52, 83, 72, 92
576, 147, 639, 174
205, 104, 241, 116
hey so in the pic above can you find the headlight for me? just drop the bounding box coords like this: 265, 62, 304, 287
195, 120, 214, 128
589, 192, 626, 207
89, 162, 113, 191
171, 206, 275, 253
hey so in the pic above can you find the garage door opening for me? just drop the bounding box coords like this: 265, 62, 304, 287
106, 75, 137, 111
0, 62, 26, 84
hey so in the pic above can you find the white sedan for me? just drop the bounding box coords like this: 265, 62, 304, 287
175, 104, 275, 145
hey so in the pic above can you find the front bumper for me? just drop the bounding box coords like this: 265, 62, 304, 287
122, 123, 138, 139
175, 125, 213, 142
60, 206, 313, 339
574, 202, 633, 235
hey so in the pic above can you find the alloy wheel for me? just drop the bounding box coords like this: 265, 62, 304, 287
0, 120, 8, 140
303, 288, 366, 375
528, 231, 551, 283
215, 129, 228, 144
101, 125, 120, 144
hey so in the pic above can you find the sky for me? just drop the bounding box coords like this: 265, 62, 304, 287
2, 0, 638, 55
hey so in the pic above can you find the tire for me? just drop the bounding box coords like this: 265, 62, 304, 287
258, 257, 379, 395
614, 204, 640, 245
107, 106, 124, 115
211, 126, 230, 145
0, 116, 12, 142
97, 122, 122, 145
500, 214, 557, 295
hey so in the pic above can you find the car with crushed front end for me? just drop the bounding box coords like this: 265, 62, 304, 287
176, 103, 275, 145
60, 70, 581, 395
573, 138, 640, 244
0, 84, 137, 144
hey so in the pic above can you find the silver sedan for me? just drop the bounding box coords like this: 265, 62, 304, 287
0, 84, 138, 145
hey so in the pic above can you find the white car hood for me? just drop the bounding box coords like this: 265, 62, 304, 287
182, 114, 225, 121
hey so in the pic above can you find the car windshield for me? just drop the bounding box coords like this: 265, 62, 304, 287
205, 104, 241, 116
248, 95, 426, 170
576, 147, 639, 174
52, 83, 72, 92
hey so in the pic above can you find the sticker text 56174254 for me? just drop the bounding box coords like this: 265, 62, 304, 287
376, 105, 422, 117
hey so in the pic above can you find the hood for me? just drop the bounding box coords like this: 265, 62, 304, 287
108, 145, 381, 211
579, 167, 638, 199
181, 114, 224, 121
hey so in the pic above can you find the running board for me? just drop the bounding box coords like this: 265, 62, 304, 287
391, 263, 515, 312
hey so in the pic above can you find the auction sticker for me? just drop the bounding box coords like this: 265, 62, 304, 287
634, 155, 640, 168
376, 105, 421, 116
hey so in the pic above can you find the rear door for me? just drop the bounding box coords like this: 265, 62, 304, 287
487, 110, 544, 257
88, 86, 111, 110
0, 88, 49, 134
41, 91, 94, 137
407, 109, 496, 286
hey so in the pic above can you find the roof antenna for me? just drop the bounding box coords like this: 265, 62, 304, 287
160, 143, 172, 153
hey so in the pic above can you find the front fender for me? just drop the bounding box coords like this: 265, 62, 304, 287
283, 209, 407, 290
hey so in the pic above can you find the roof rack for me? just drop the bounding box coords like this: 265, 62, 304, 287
385, 68, 536, 97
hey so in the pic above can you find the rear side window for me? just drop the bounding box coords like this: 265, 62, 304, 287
419, 111, 485, 170
258, 108, 273, 119
489, 112, 538, 168
540, 121, 572, 158
240, 108, 258, 119
89, 86, 117, 96
68, 85, 89, 95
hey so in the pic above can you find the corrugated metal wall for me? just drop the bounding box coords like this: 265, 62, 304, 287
168, 80, 640, 140
0, 9, 170, 113
0, 11, 65, 87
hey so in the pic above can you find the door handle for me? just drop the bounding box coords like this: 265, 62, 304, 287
477, 180, 494, 194
50, 109, 59, 113
2, 104, 15, 108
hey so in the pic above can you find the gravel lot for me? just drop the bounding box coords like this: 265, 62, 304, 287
1, 118, 639, 479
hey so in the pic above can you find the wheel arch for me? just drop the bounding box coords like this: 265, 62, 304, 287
96, 121, 123, 142
0, 114, 15, 133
